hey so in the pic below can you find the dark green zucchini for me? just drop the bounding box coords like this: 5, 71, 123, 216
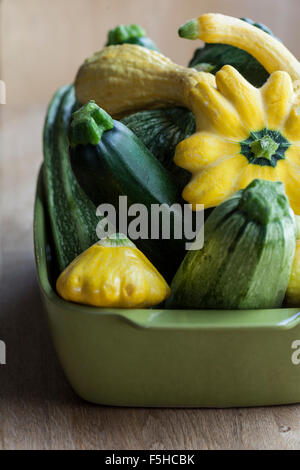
43, 86, 100, 272
121, 108, 195, 191
189, 18, 275, 87
70, 102, 187, 280
106, 24, 158, 51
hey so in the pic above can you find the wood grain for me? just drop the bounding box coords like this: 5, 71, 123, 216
1, 0, 300, 451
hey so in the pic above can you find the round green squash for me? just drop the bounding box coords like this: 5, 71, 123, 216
166, 179, 296, 310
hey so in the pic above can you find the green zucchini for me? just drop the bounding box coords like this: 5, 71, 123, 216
43, 86, 99, 272
106, 24, 158, 51
189, 18, 274, 87
70, 102, 187, 280
121, 108, 195, 191
167, 179, 296, 310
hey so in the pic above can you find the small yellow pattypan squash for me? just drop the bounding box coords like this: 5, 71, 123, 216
75, 14, 300, 214
56, 234, 170, 308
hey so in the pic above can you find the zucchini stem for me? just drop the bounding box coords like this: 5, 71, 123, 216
69, 101, 114, 148
107, 24, 146, 45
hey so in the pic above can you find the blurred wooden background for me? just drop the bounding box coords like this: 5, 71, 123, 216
2, 0, 300, 107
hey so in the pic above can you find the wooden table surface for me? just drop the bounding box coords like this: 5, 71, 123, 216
0, 105, 299, 450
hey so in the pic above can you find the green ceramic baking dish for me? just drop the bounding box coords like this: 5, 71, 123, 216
34, 168, 300, 407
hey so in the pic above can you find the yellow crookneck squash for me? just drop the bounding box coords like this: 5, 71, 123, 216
75, 14, 300, 214
56, 234, 170, 308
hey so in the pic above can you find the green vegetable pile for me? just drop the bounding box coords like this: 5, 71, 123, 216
42, 19, 300, 310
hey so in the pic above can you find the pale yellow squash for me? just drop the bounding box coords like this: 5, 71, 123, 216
75, 44, 214, 118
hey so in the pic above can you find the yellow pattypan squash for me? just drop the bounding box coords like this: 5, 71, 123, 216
175, 65, 300, 212
75, 14, 300, 214
56, 234, 170, 308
